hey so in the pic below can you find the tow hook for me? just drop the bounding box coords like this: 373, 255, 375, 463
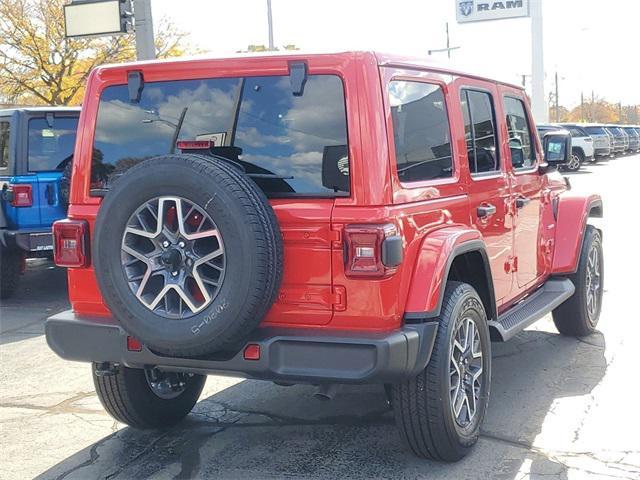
93, 362, 118, 377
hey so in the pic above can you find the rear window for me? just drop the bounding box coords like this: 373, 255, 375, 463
568, 127, 588, 137
27, 117, 78, 172
584, 126, 606, 135
91, 75, 349, 197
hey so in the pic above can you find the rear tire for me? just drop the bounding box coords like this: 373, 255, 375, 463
553, 225, 603, 337
392, 282, 491, 461
0, 247, 22, 300
93, 365, 206, 428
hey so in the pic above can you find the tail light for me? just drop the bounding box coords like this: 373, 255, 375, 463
53, 219, 89, 267
343, 224, 403, 278
6, 184, 33, 207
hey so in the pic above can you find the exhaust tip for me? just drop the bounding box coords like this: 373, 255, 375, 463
313, 384, 339, 401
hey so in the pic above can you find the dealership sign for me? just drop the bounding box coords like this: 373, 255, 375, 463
456, 0, 530, 23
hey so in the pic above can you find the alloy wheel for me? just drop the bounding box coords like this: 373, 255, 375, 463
585, 245, 602, 324
449, 316, 484, 429
121, 196, 226, 319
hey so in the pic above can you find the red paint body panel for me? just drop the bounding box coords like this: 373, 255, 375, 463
552, 193, 603, 274
404, 226, 481, 314
63, 51, 594, 335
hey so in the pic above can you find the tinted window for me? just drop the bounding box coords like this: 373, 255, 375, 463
461, 90, 499, 174
92, 75, 349, 197
0, 121, 9, 170
585, 126, 606, 135
504, 96, 536, 169
388, 81, 452, 182
28, 117, 78, 172
568, 127, 588, 137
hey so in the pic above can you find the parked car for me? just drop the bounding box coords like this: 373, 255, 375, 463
581, 125, 612, 159
621, 126, 640, 153
0, 107, 79, 298
46, 52, 603, 462
537, 123, 586, 171
604, 126, 627, 156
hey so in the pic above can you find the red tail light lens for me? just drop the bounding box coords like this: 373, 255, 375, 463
176, 140, 212, 150
53, 219, 89, 268
243, 344, 261, 360
344, 224, 402, 278
9, 184, 33, 207
127, 336, 143, 352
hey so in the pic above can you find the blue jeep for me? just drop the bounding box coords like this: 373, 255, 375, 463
0, 107, 80, 298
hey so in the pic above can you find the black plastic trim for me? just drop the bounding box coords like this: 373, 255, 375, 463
382, 235, 403, 267
405, 239, 497, 323
45, 311, 439, 384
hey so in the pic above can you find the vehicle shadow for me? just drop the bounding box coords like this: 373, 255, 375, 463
38, 327, 607, 480
0, 259, 69, 346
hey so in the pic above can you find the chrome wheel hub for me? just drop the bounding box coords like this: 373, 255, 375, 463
585, 245, 601, 323
121, 196, 226, 319
449, 317, 484, 428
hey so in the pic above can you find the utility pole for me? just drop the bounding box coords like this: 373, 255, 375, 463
267, 0, 275, 50
428, 23, 460, 58
133, 0, 155, 60
580, 92, 584, 122
554, 71, 559, 123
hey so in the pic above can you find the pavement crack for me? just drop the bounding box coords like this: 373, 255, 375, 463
51, 432, 117, 480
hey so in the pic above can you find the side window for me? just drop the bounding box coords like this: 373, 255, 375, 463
0, 121, 9, 171
388, 81, 453, 183
460, 89, 499, 175
504, 96, 536, 170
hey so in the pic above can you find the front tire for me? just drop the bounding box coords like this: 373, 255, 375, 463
553, 225, 603, 336
93, 365, 206, 428
392, 282, 491, 461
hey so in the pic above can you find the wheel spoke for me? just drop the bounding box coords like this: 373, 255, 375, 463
122, 196, 226, 319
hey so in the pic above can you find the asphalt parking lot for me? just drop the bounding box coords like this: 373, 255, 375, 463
1, 154, 639, 480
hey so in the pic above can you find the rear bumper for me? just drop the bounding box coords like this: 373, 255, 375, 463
45, 310, 438, 384
594, 147, 611, 156
0, 228, 52, 252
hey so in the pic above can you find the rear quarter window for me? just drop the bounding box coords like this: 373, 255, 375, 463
0, 121, 9, 171
91, 75, 350, 197
388, 81, 453, 183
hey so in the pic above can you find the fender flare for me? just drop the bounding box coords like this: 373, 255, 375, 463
552, 193, 602, 275
404, 226, 497, 323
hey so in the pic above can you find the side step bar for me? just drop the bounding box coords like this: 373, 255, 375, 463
489, 278, 575, 341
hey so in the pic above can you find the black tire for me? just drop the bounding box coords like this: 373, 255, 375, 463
392, 282, 491, 461
553, 225, 603, 336
0, 246, 22, 300
93, 154, 283, 357
93, 365, 206, 428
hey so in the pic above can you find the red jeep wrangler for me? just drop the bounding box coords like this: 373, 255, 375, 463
46, 52, 603, 461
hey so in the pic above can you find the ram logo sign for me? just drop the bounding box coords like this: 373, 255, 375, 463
456, 0, 530, 23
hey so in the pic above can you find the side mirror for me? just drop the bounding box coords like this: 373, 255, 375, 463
540, 131, 572, 173
321, 145, 350, 193
509, 137, 524, 169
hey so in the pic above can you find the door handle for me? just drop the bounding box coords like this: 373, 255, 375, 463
477, 204, 497, 218
515, 197, 530, 209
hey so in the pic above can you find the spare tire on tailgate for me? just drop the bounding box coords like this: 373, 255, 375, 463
93, 154, 283, 357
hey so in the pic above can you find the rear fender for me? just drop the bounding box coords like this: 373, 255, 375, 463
552, 193, 603, 275
404, 226, 496, 322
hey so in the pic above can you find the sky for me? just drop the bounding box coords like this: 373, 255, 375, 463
152, 0, 640, 109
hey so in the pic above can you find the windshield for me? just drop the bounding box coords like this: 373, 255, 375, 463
28, 117, 78, 172
91, 74, 349, 197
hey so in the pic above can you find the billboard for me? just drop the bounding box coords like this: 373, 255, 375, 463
64, 0, 129, 38
456, 0, 530, 23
